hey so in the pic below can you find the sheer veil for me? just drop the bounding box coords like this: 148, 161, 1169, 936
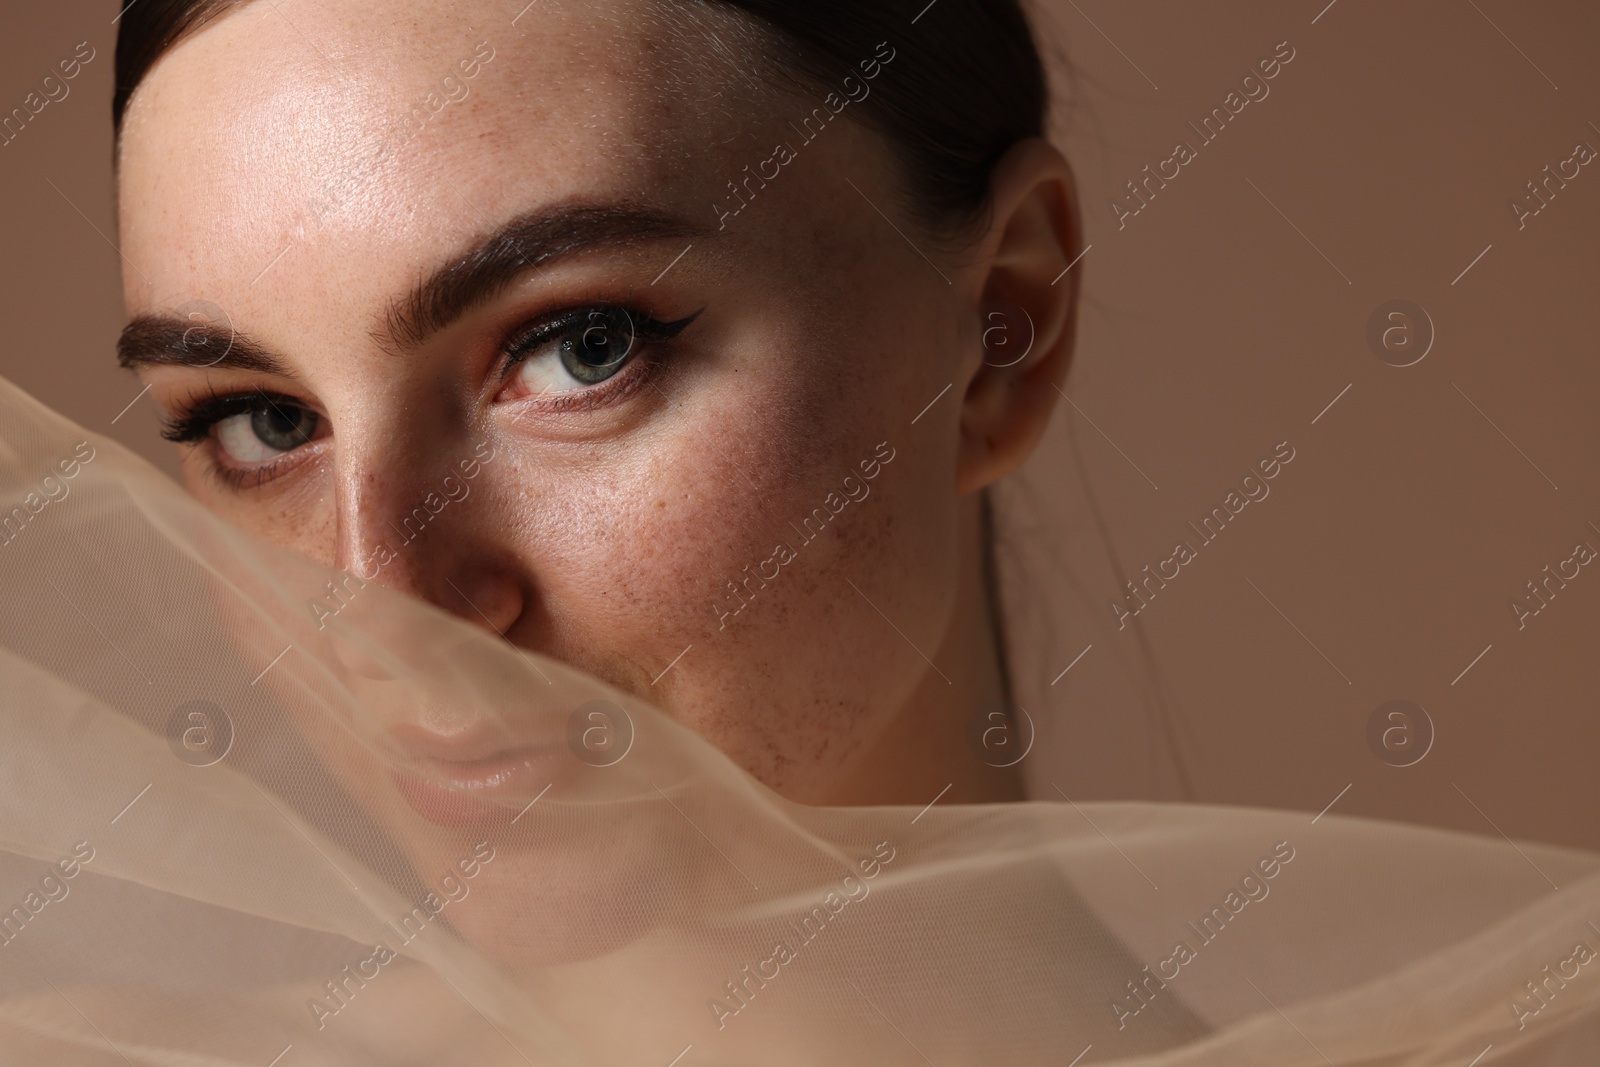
2, 358, 1598, 1063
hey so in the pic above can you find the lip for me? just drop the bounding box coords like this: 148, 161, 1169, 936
386, 724, 564, 827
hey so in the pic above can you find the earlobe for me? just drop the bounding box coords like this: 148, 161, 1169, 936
955, 138, 1081, 495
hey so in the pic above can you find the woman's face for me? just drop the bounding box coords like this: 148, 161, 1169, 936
116, 0, 1059, 803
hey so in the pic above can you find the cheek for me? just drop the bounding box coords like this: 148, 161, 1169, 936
510, 316, 961, 796
179, 450, 339, 569
678, 440, 956, 795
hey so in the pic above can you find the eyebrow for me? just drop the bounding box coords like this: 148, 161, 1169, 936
382, 202, 710, 350
116, 203, 710, 373
117, 316, 290, 375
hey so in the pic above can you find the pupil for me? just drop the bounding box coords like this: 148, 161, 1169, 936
563, 308, 637, 382
580, 331, 620, 366
250, 404, 314, 451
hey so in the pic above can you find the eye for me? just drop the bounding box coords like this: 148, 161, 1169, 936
215, 401, 321, 463
509, 307, 639, 395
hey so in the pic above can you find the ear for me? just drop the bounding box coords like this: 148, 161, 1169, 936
956, 138, 1081, 495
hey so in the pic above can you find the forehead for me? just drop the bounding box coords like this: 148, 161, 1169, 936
116, 0, 776, 309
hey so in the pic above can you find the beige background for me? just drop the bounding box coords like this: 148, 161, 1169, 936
3, 2, 1598, 850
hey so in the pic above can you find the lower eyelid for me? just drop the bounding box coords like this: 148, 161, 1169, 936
203, 427, 327, 490
207, 445, 322, 492
208, 457, 286, 492
502, 348, 662, 411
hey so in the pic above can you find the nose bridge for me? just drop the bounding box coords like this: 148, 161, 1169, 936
332, 413, 469, 592
336, 435, 430, 582
325, 383, 525, 639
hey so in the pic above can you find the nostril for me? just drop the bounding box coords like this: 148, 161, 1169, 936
443, 575, 517, 638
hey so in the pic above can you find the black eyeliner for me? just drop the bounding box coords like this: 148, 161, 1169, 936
498, 304, 703, 380
160, 390, 306, 443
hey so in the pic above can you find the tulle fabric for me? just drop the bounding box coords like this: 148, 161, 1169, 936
1, 368, 1598, 1065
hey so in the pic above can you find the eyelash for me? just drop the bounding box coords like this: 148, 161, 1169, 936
160, 390, 304, 445
157, 301, 701, 490
159, 390, 314, 492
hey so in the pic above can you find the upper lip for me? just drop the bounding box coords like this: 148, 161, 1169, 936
387, 721, 520, 761
385, 722, 558, 783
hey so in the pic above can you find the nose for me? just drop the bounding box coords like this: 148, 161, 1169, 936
332, 427, 525, 640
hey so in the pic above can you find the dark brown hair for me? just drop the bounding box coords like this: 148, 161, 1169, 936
113, 0, 1047, 231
